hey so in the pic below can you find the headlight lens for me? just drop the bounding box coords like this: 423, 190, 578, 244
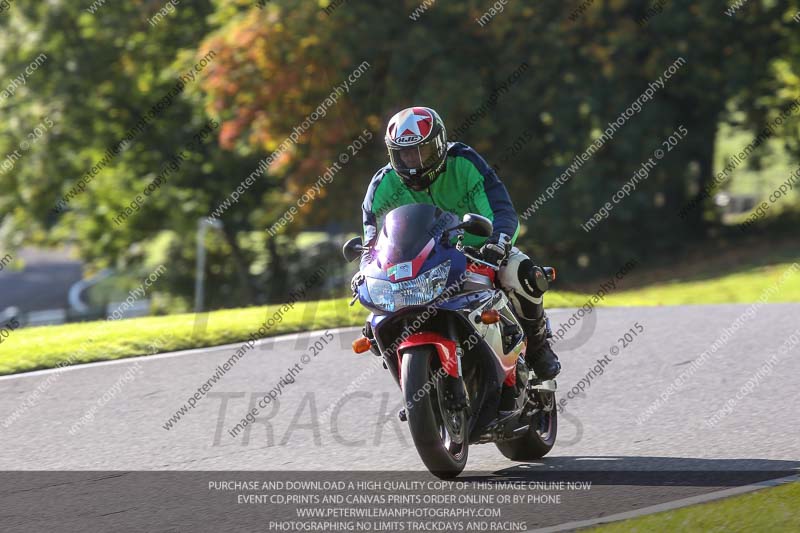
366, 261, 451, 312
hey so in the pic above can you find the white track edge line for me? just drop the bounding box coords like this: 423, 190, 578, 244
0, 326, 362, 381
0, 304, 708, 381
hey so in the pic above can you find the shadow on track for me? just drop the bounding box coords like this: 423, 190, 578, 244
467, 455, 800, 486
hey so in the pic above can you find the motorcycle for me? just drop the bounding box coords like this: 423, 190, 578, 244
343, 203, 557, 478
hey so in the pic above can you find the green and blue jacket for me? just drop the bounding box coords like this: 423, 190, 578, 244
362, 142, 520, 248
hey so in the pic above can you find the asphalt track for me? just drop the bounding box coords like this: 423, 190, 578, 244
1, 304, 798, 531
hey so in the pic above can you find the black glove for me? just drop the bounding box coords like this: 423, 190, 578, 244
350, 272, 365, 295
480, 233, 512, 266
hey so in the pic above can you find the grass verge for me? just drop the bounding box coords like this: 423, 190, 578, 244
588, 481, 800, 532
1, 260, 798, 375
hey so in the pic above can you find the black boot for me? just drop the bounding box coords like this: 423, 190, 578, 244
527, 340, 561, 380
521, 316, 561, 380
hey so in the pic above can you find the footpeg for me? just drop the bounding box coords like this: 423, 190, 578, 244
398, 408, 407, 422
529, 379, 557, 392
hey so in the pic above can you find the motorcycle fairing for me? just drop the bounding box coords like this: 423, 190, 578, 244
374, 204, 459, 267
397, 332, 459, 379
360, 246, 468, 316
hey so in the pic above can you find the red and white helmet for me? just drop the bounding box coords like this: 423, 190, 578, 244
385, 106, 448, 191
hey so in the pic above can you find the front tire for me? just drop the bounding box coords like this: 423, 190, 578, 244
401, 346, 468, 478
495, 391, 557, 461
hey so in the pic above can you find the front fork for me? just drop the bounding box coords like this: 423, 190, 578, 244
442, 316, 469, 411
367, 314, 472, 412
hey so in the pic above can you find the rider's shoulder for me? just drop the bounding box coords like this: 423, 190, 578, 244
370, 163, 394, 181
446, 141, 481, 158
446, 142, 491, 174
368, 163, 400, 190
446, 142, 490, 168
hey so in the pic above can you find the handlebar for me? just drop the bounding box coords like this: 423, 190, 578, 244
464, 245, 557, 282
462, 245, 502, 271
463, 251, 500, 271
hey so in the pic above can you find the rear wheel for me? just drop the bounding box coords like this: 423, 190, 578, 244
495, 391, 557, 461
401, 346, 468, 478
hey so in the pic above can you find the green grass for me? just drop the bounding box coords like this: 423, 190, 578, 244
1, 260, 798, 375
587, 481, 800, 532
0, 299, 365, 375
600, 261, 800, 306
715, 121, 797, 199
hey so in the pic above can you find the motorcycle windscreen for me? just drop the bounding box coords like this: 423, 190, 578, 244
376, 204, 457, 265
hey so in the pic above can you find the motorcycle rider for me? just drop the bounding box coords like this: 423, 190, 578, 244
359, 106, 561, 411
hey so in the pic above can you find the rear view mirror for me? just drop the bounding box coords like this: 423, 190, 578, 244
459, 213, 493, 238
342, 237, 363, 263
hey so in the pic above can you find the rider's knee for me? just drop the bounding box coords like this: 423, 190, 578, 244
498, 250, 549, 321
499, 250, 548, 297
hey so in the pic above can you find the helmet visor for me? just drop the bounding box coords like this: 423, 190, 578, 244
389, 137, 443, 175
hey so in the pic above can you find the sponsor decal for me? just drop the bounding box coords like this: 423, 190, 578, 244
388, 261, 413, 281
396, 134, 422, 145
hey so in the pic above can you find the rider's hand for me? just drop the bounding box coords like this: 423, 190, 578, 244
359, 239, 375, 271
351, 272, 365, 295
480, 233, 512, 266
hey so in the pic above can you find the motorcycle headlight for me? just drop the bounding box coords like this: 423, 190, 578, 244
366, 261, 451, 312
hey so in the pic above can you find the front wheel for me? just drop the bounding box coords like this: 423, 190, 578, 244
401, 346, 468, 478
495, 391, 557, 461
